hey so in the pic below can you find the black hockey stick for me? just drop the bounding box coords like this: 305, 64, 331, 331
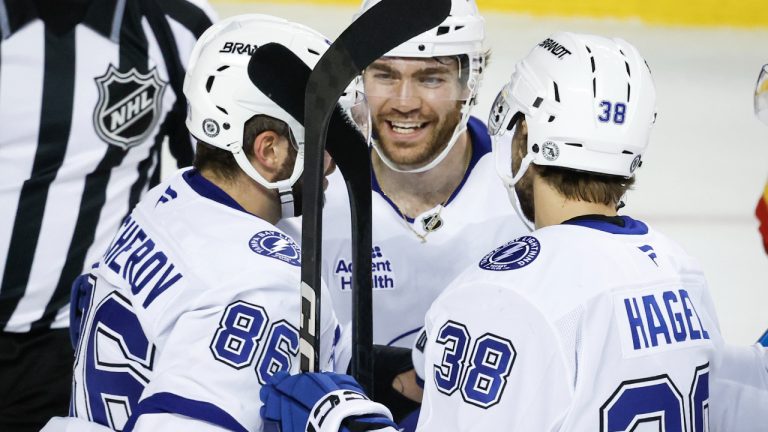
249, 0, 451, 392
304, 0, 451, 393
249, 45, 376, 379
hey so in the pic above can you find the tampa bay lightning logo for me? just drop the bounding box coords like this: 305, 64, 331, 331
249, 231, 300, 266
479, 236, 541, 271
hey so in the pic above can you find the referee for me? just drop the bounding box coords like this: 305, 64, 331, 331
0, 0, 215, 430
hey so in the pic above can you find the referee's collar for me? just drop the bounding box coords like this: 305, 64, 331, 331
0, 0, 124, 40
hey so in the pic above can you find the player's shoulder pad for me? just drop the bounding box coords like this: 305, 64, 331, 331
477, 235, 543, 272
247, 229, 302, 268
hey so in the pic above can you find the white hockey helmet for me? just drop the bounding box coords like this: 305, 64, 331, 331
184, 14, 329, 217
489, 32, 657, 205
354, 0, 486, 173
756, 63, 768, 125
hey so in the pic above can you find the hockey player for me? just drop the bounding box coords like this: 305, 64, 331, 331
411, 32, 768, 431
257, 31, 768, 432
41, 15, 343, 432
320, 0, 527, 418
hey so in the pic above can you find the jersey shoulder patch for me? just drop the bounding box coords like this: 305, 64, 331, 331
478, 235, 541, 271
249, 230, 301, 266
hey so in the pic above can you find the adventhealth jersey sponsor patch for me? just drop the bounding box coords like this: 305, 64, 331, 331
249, 231, 301, 266
334, 245, 395, 291
614, 287, 711, 358
479, 236, 541, 271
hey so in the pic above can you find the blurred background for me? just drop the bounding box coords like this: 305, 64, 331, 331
170, 1, 768, 344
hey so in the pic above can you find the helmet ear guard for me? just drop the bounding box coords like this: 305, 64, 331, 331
183, 14, 330, 218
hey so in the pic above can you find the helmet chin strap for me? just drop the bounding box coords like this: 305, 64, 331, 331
278, 185, 296, 218
231, 148, 298, 219
370, 86, 476, 174
372, 122, 467, 173
502, 153, 536, 231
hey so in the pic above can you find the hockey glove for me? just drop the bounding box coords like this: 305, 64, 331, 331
369, 345, 422, 422
260, 371, 397, 432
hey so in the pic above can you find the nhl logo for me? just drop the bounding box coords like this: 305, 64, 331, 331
203, 119, 220, 138
421, 213, 444, 232
93, 65, 167, 149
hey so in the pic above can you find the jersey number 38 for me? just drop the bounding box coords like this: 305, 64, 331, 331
432, 321, 516, 408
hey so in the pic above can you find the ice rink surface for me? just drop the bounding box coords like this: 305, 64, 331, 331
176, 2, 768, 344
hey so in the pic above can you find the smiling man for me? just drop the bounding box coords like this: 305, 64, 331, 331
319, 0, 528, 423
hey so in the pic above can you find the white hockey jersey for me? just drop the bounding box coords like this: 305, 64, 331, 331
70, 169, 339, 431
322, 117, 528, 348
416, 216, 767, 431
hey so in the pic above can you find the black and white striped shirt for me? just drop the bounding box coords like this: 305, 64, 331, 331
0, 0, 215, 332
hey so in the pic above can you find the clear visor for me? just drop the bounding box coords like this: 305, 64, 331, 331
339, 82, 372, 144
488, 84, 514, 136
492, 121, 535, 188
362, 56, 473, 102
492, 127, 515, 182
489, 88, 533, 187
489, 84, 519, 181
756, 64, 768, 125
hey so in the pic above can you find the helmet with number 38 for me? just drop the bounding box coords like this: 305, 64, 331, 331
488, 32, 657, 193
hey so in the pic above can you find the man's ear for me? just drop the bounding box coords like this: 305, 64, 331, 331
248, 130, 282, 174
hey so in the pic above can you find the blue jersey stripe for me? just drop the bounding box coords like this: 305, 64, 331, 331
124, 392, 247, 432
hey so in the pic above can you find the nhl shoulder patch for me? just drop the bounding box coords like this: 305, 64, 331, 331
478, 236, 541, 271
249, 231, 301, 266
93, 65, 167, 149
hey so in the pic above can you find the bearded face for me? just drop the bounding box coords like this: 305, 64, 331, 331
363, 57, 468, 170
278, 145, 335, 218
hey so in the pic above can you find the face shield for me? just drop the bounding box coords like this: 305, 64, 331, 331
362, 56, 473, 103
339, 81, 372, 143
488, 84, 534, 190
488, 85, 535, 231
756, 64, 768, 125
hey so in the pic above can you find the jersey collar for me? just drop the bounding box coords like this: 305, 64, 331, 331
562, 214, 649, 235
183, 169, 249, 215
371, 116, 491, 222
